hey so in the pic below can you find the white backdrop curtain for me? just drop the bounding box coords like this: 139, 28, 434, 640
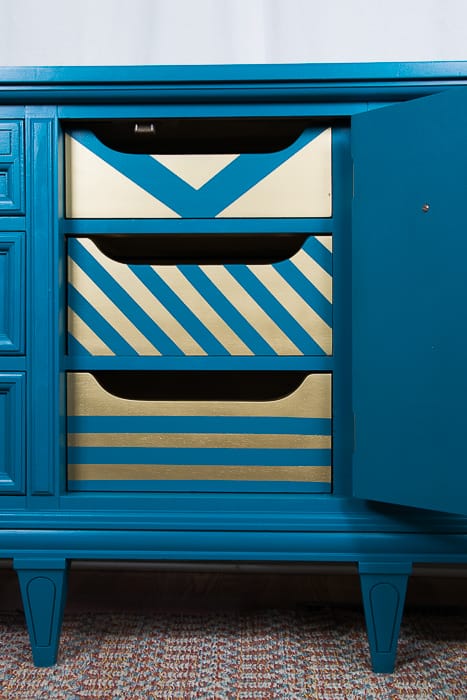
0, 0, 466, 66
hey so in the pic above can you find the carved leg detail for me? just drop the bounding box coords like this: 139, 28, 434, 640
14, 558, 69, 667
359, 562, 412, 673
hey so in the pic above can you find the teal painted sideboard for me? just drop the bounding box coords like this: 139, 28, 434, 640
0, 63, 466, 671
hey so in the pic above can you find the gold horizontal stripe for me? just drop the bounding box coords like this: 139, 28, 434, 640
68, 258, 160, 355
67, 373, 331, 419
68, 433, 332, 449
68, 464, 331, 483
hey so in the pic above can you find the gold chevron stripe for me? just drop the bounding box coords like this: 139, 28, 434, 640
291, 249, 333, 303
66, 130, 332, 220
151, 153, 239, 189
216, 129, 332, 218
246, 264, 332, 354
67, 372, 331, 418
66, 135, 181, 219
68, 433, 331, 449
68, 309, 115, 356
79, 239, 206, 356
68, 464, 331, 482
200, 265, 303, 355
151, 265, 253, 355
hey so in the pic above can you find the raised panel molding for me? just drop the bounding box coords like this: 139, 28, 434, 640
0, 372, 25, 493
0, 232, 24, 354
0, 121, 24, 214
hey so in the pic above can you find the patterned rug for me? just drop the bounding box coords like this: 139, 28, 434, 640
0, 607, 465, 699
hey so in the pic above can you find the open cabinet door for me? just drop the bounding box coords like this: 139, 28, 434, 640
352, 88, 467, 515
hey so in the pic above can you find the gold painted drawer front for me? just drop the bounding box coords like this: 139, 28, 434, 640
67, 372, 332, 493
67, 235, 332, 357
65, 126, 332, 218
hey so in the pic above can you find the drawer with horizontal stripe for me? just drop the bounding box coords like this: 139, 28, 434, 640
67, 234, 332, 357
0, 121, 24, 215
67, 371, 332, 493
65, 120, 332, 219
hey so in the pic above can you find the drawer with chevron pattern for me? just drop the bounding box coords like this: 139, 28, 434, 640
67, 234, 332, 357
65, 121, 332, 219
67, 371, 332, 493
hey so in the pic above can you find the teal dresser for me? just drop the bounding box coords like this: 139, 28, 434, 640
0, 63, 466, 671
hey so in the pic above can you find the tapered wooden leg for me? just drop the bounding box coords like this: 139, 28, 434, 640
359, 562, 412, 673
14, 558, 69, 667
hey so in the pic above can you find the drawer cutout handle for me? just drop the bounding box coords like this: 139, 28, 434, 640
88, 371, 310, 402
65, 119, 322, 155
84, 234, 309, 265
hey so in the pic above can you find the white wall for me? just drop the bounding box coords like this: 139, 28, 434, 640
0, 0, 466, 66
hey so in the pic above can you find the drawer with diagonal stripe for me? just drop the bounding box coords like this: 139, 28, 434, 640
65, 121, 332, 219
67, 371, 332, 493
67, 235, 332, 357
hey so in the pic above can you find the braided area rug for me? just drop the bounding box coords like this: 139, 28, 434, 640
0, 606, 465, 699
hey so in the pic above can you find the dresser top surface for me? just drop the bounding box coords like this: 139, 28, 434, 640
1, 61, 467, 85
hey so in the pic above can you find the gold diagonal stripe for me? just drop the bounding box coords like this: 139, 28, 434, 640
152, 265, 253, 356
200, 265, 303, 356
68, 309, 115, 356
290, 248, 333, 303
67, 373, 331, 418
68, 464, 331, 482
247, 264, 332, 354
68, 258, 160, 355
315, 235, 333, 253
79, 238, 206, 356
68, 433, 332, 449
